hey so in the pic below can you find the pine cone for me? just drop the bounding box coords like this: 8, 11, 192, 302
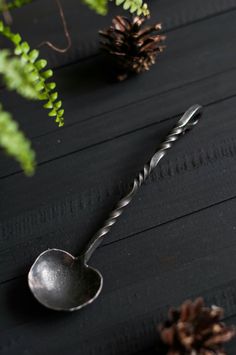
99, 16, 166, 81
159, 298, 235, 355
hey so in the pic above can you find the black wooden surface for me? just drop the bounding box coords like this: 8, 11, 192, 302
1, 0, 236, 354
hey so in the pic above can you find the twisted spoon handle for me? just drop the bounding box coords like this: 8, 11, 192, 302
83, 104, 202, 263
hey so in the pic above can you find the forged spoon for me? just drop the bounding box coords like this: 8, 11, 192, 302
28, 104, 202, 311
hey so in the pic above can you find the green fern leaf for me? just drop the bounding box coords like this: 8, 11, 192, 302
81, 0, 108, 15
0, 0, 32, 11
0, 49, 39, 99
0, 0, 149, 18
0, 20, 64, 127
80, 0, 149, 16
0, 104, 35, 175
115, 0, 149, 16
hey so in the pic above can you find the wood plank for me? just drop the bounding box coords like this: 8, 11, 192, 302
1, 199, 236, 354
1, 3, 236, 354
6, 0, 236, 67
1, 67, 236, 177
2, 96, 236, 281
1, 10, 236, 163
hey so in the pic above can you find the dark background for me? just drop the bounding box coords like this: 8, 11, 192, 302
1, 0, 236, 353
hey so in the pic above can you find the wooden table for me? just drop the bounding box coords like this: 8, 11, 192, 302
1, 0, 236, 353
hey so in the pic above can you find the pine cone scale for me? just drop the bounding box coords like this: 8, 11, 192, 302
159, 298, 236, 355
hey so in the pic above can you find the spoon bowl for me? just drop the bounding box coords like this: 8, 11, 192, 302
28, 249, 103, 311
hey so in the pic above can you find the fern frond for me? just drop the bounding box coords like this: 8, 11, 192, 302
0, 0, 32, 11
81, 0, 107, 15
115, 0, 149, 16
81, 0, 149, 16
0, 49, 39, 99
0, 21, 64, 127
0, 104, 35, 175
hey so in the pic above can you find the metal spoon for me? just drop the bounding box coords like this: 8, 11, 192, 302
28, 104, 202, 311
